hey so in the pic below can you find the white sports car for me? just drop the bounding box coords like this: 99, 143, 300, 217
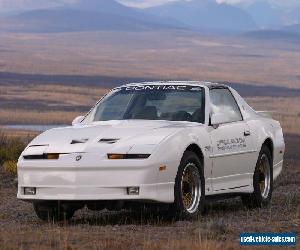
17, 81, 285, 221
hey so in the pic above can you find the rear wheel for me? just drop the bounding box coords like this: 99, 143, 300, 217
33, 202, 75, 222
241, 145, 273, 208
172, 151, 204, 220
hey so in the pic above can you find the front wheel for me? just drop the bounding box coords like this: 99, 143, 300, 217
172, 151, 204, 220
241, 145, 273, 208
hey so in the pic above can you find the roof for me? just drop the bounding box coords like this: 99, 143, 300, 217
122, 81, 228, 89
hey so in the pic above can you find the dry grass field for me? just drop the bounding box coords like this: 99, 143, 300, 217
247, 97, 300, 135
0, 88, 299, 250
0, 29, 299, 249
0, 84, 108, 125
0, 83, 299, 135
0, 31, 300, 88
0, 30, 299, 132
0, 134, 299, 250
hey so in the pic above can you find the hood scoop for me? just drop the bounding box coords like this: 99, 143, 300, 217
99, 138, 119, 144
71, 138, 89, 144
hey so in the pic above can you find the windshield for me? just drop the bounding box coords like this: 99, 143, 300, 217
83, 85, 205, 124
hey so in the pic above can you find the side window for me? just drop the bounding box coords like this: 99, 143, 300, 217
210, 88, 243, 123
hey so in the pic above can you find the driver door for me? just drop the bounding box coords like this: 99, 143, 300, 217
209, 88, 255, 192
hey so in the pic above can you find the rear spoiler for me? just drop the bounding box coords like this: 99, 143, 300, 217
256, 111, 274, 118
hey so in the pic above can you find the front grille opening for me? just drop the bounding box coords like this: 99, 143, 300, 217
23, 153, 60, 160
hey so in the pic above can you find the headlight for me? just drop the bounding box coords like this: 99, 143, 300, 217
107, 154, 150, 160
23, 153, 60, 160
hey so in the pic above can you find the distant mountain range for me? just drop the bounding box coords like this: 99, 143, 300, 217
243, 23, 300, 41
145, 0, 257, 32
241, 1, 283, 29
286, 23, 300, 34
0, 0, 184, 33
0, 0, 299, 35
2, 9, 156, 32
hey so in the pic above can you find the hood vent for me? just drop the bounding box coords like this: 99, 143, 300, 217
71, 139, 89, 144
99, 138, 119, 144
28, 144, 49, 148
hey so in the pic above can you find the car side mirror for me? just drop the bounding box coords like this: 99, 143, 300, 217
72, 116, 84, 126
211, 113, 230, 126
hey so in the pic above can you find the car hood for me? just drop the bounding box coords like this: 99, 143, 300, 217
23, 120, 201, 155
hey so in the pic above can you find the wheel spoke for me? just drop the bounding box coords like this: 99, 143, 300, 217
258, 154, 271, 199
181, 163, 201, 213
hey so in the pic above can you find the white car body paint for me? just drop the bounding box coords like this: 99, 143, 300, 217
17, 81, 285, 203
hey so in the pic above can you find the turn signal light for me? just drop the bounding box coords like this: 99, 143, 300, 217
159, 165, 167, 171
47, 153, 59, 160
107, 154, 150, 160
107, 154, 124, 160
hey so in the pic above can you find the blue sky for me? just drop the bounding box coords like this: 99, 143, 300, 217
0, 0, 299, 11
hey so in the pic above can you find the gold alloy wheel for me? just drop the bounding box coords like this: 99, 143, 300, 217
258, 153, 271, 199
181, 163, 201, 213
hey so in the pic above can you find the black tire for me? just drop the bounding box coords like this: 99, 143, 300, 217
172, 151, 205, 220
241, 145, 273, 208
33, 201, 75, 222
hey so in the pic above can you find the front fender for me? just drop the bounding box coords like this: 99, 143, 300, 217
151, 127, 211, 184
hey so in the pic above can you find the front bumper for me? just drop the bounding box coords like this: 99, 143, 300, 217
17, 153, 175, 203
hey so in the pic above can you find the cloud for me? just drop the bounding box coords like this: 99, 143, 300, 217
217, 0, 246, 4
217, 0, 300, 7
119, 0, 300, 8
118, 0, 178, 8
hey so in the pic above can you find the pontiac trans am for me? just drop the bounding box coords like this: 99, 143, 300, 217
17, 81, 285, 221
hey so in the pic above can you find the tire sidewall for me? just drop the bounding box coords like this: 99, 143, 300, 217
174, 151, 204, 220
253, 145, 273, 206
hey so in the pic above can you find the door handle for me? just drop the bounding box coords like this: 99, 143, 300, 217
244, 131, 251, 136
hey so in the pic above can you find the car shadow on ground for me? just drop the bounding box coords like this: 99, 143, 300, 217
61, 197, 247, 226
